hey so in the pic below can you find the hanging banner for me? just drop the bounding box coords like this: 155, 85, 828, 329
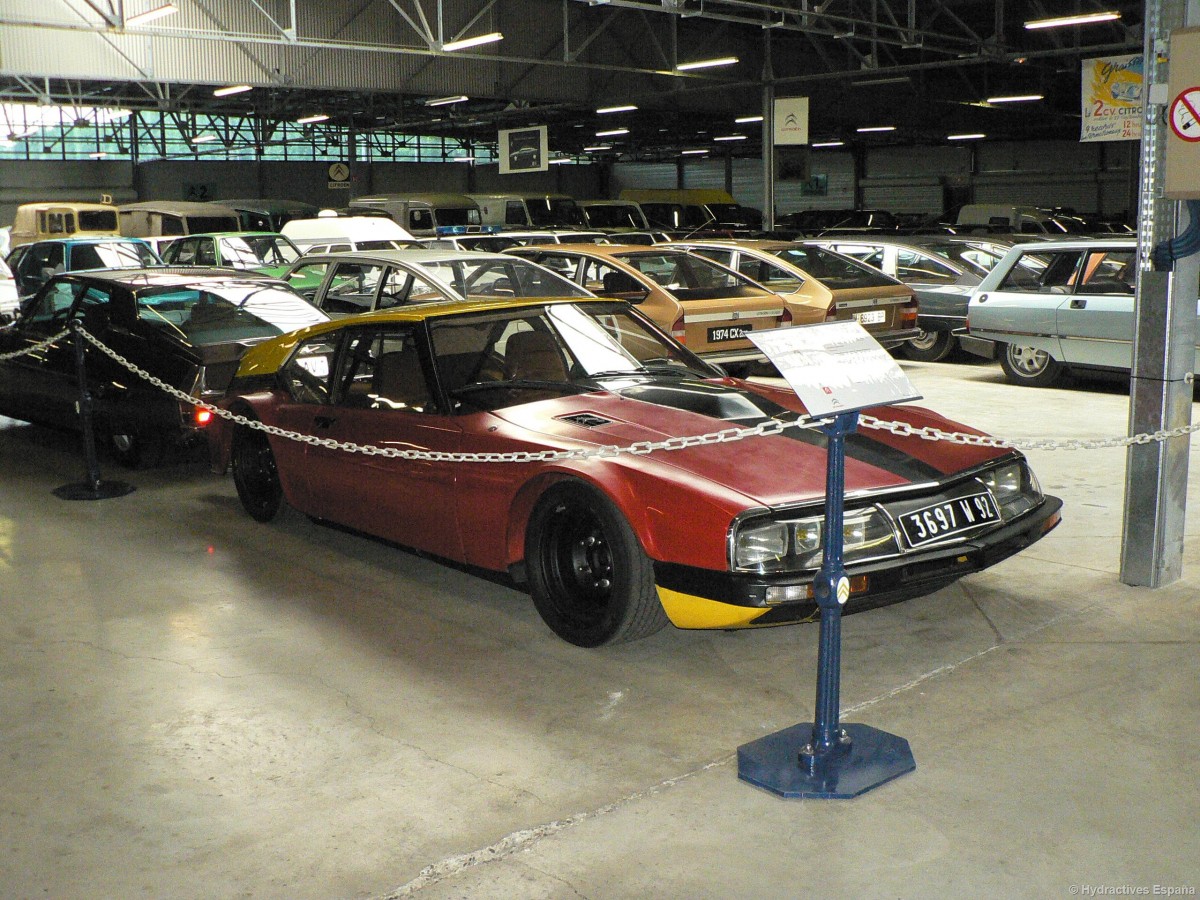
1081, 54, 1144, 142
499, 126, 548, 174
773, 97, 809, 146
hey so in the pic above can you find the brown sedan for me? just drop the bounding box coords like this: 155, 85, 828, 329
505, 243, 794, 365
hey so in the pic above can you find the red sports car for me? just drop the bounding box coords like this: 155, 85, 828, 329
208, 297, 1062, 647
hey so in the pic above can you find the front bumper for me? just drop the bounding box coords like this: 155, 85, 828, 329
652, 494, 1062, 630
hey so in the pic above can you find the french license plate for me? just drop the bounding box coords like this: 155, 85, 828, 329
898, 492, 999, 548
707, 325, 750, 343
854, 309, 887, 325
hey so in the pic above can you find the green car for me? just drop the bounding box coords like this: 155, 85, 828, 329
159, 231, 302, 278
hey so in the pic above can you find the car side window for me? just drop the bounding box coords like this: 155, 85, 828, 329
999, 251, 1082, 293
24, 280, 79, 325
504, 202, 527, 226
895, 249, 958, 284
280, 334, 340, 404
336, 328, 433, 413
284, 262, 329, 300
1075, 250, 1135, 295
409, 209, 434, 232
380, 268, 440, 307
195, 239, 217, 266
320, 262, 386, 315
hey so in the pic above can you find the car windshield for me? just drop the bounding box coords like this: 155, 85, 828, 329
778, 245, 897, 289
614, 251, 774, 300
525, 199, 586, 228
134, 280, 327, 344
585, 205, 644, 229
219, 235, 301, 268
429, 302, 715, 410
419, 257, 592, 299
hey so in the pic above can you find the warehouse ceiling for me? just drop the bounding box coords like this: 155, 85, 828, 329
0, 0, 1145, 159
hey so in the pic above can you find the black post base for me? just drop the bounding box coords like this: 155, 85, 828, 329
53, 481, 136, 501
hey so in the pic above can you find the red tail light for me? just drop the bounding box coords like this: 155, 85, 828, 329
900, 300, 918, 328
824, 304, 838, 321
671, 314, 686, 343
781, 306, 793, 326
194, 408, 213, 427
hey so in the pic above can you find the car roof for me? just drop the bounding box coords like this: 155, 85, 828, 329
29, 236, 151, 246
669, 239, 795, 251
292, 248, 518, 266
56, 267, 283, 287
999, 238, 1136, 252
170, 231, 285, 239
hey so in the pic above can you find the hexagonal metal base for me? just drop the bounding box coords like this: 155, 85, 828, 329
737, 722, 915, 799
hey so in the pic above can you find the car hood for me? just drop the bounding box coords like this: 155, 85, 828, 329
486, 378, 1005, 509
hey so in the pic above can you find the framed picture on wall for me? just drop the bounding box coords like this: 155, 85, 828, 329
499, 126, 548, 174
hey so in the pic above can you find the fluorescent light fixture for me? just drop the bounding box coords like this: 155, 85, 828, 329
597, 104, 637, 114
713, 134, 747, 142
851, 76, 910, 87
856, 125, 896, 133
583, 144, 612, 152
89, 151, 107, 158
297, 114, 329, 124
191, 133, 217, 143
1024, 11, 1120, 30
550, 157, 573, 164
676, 56, 738, 72
426, 95, 469, 107
213, 85, 252, 98
442, 31, 503, 52
595, 128, 628, 137
947, 133, 986, 141
126, 3, 177, 26
811, 140, 845, 148
681, 149, 709, 155
735, 115, 764, 124
449, 155, 475, 163
986, 93, 1044, 104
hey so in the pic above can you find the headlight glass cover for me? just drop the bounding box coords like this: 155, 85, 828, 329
732, 506, 898, 574
980, 460, 1042, 520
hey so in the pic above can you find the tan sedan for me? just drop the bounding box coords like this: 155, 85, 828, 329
504, 243, 793, 364
668, 239, 919, 348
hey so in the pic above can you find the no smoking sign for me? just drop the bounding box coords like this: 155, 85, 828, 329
1170, 88, 1200, 143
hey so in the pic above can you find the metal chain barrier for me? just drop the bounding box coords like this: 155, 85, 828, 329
4, 325, 1193, 461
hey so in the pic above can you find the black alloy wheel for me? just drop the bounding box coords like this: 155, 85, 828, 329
231, 423, 284, 522
526, 482, 668, 647
903, 329, 956, 362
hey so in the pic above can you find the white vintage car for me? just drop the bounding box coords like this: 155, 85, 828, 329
963, 238, 1184, 387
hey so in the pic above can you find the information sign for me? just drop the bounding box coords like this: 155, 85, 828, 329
747, 322, 920, 415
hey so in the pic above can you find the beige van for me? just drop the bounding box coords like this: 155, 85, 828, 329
9, 202, 120, 249
467, 193, 586, 229
118, 201, 241, 238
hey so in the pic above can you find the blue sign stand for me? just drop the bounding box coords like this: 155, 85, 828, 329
737, 410, 915, 798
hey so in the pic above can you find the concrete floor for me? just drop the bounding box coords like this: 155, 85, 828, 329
1, 358, 1198, 899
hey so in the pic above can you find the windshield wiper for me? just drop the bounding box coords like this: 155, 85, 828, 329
451, 379, 591, 397
586, 364, 692, 380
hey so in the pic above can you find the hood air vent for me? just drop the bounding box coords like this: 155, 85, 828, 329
558, 412, 613, 428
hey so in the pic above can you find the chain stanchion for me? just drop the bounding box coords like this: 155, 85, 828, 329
51, 321, 135, 501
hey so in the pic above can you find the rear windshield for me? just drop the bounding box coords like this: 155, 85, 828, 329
78, 210, 119, 231
525, 198, 587, 228
585, 205, 644, 229
71, 241, 159, 270
187, 216, 240, 233
134, 281, 327, 344
615, 251, 774, 301
780, 246, 898, 289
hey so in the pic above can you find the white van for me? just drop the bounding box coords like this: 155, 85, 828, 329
348, 193, 481, 236
280, 214, 418, 253
955, 204, 1088, 236
467, 194, 586, 229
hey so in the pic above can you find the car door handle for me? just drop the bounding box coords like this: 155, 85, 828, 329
313, 415, 336, 429
1070, 298, 1087, 309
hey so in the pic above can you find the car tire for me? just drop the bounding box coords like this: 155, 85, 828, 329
999, 343, 1063, 387
526, 482, 668, 647
231, 422, 284, 522
903, 329, 956, 362
107, 429, 165, 469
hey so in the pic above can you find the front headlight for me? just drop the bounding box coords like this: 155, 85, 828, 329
980, 460, 1042, 520
732, 507, 899, 574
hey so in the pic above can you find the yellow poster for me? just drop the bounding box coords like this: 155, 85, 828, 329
1081, 54, 1143, 142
